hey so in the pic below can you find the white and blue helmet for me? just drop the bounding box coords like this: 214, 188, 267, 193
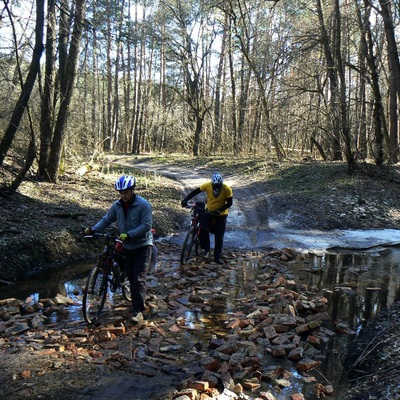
211, 172, 223, 188
115, 175, 136, 191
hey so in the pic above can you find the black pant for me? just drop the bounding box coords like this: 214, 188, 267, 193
123, 245, 152, 312
199, 213, 227, 260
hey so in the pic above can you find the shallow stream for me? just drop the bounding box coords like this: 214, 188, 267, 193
2, 228, 400, 399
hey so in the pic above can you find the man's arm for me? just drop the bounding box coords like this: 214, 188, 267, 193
127, 201, 153, 238
181, 187, 202, 206
92, 203, 117, 232
221, 196, 233, 211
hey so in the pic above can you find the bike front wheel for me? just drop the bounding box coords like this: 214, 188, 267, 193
180, 225, 197, 265
82, 264, 108, 324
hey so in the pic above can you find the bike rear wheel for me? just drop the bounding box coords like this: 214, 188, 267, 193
180, 225, 197, 265
82, 264, 108, 324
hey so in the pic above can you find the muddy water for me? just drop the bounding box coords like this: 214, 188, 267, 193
196, 247, 400, 399
0, 263, 92, 322
286, 246, 400, 398
2, 240, 400, 399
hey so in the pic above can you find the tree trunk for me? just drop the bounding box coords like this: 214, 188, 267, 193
192, 114, 203, 157
354, 1, 368, 160
228, 29, 237, 154
316, 0, 342, 161
131, 0, 141, 154
112, 40, 122, 150
11, 137, 36, 192
310, 136, 327, 161
105, 0, 112, 151
236, 55, 250, 155
379, 0, 400, 164
363, 0, 385, 165
0, 0, 44, 167
38, 0, 56, 178
46, 0, 86, 183
332, 0, 355, 174
213, 13, 228, 153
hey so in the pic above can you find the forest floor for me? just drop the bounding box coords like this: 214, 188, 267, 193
1, 154, 400, 399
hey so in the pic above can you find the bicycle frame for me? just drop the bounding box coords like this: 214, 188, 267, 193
180, 202, 205, 265
82, 233, 131, 324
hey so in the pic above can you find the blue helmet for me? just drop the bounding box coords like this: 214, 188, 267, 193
115, 175, 136, 191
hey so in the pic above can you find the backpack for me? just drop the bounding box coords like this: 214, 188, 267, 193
148, 245, 158, 274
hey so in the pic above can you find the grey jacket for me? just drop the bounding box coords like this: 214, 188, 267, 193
92, 195, 153, 250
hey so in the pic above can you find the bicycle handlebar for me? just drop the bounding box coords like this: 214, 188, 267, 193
83, 232, 120, 241
184, 201, 206, 210
84, 230, 155, 240
185, 205, 222, 217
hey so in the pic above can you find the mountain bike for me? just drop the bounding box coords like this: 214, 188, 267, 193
180, 201, 206, 265
82, 232, 131, 324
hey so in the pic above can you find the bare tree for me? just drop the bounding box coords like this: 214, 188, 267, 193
0, 0, 45, 171
315, 0, 342, 161
224, 0, 286, 160
46, 0, 87, 183
158, 0, 215, 156
2, 0, 400, 168
378, 0, 400, 164
38, 0, 56, 178
332, 0, 356, 173
212, 12, 228, 152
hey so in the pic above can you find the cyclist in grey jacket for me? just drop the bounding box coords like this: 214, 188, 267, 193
85, 175, 153, 323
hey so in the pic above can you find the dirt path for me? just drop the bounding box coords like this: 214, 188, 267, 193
118, 157, 271, 248
117, 156, 271, 229
115, 156, 400, 252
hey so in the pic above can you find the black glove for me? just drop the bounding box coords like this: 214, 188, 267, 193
212, 209, 222, 215
181, 200, 188, 207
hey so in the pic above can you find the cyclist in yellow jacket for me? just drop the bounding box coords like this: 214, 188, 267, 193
181, 172, 233, 264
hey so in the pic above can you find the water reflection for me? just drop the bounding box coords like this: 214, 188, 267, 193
0, 262, 92, 300
3, 248, 399, 339
284, 247, 400, 398
174, 247, 400, 399
0, 262, 93, 322
292, 247, 400, 330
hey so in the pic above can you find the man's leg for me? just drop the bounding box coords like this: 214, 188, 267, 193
124, 246, 151, 313
199, 213, 211, 253
213, 216, 227, 262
